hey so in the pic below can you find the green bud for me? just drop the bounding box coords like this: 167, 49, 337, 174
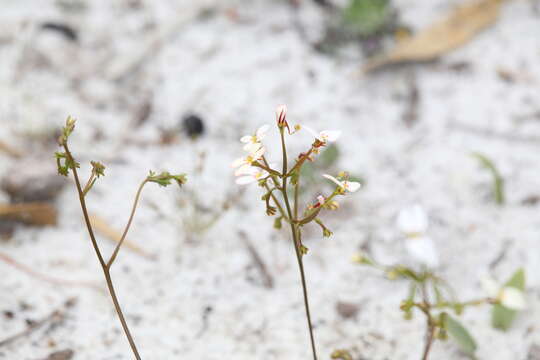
273, 216, 282, 229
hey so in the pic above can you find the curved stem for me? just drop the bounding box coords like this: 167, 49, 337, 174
107, 179, 148, 268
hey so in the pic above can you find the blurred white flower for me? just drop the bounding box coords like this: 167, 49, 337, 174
240, 124, 269, 153
322, 174, 361, 193
304, 126, 341, 145
397, 204, 428, 236
308, 195, 326, 209
396, 204, 439, 268
482, 277, 526, 310
235, 166, 268, 185
231, 146, 266, 175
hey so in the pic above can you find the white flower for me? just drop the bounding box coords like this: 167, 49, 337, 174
482, 277, 526, 310
396, 204, 428, 236
304, 126, 341, 145
322, 174, 361, 193
396, 205, 439, 268
240, 124, 269, 153
231, 146, 266, 175
404, 236, 439, 268
235, 166, 269, 185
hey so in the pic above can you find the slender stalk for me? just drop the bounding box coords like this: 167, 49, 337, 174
107, 179, 148, 268
279, 130, 318, 360
420, 282, 434, 360
63, 144, 142, 360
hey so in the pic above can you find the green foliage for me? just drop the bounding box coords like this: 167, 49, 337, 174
492, 268, 525, 331
342, 0, 392, 36
147, 171, 187, 188
55, 151, 80, 176
471, 152, 505, 205
442, 312, 477, 356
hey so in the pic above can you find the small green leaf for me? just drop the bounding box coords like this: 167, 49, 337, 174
442, 313, 477, 356
491, 268, 525, 330
343, 0, 391, 37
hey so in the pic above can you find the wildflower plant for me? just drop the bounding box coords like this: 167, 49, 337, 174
232, 105, 360, 359
55, 116, 187, 360
350, 205, 526, 359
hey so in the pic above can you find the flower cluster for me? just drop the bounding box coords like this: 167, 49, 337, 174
232, 104, 361, 360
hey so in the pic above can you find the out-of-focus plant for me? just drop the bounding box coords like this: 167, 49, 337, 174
232, 105, 361, 360
56, 116, 187, 360
471, 152, 505, 205
346, 205, 525, 359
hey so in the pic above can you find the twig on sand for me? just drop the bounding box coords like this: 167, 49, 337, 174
239, 230, 274, 289
0, 251, 103, 292
0, 298, 77, 348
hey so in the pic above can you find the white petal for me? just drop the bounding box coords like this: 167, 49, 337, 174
316, 195, 325, 204
240, 135, 252, 143
344, 181, 361, 192
322, 174, 344, 188
235, 165, 257, 176
397, 204, 429, 234
243, 142, 262, 153
500, 287, 526, 310
404, 236, 439, 268
321, 130, 341, 142
231, 157, 246, 168
236, 176, 256, 185
252, 146, 266, 159
256, 124, 270, 139
480, 277, 500, 298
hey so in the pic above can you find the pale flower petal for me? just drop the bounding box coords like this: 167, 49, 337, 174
344, 181, 361, 192
231, 157, 246, 168
240, 135, 252, 143
404, 236, 439, 268
322, 174, 344, 188
235, 164, 255, 176
243, 142, 262, 153
500, 287, 526, 310
256, 124, 270, 139
320, 130, 341, 142
397, 204, 429, 235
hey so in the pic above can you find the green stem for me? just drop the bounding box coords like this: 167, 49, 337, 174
279, 129, 318, 360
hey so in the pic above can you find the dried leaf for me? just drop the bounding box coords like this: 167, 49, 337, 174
0, 203, 57, 226
364, 0, 504, 72
89, 214, 155, 260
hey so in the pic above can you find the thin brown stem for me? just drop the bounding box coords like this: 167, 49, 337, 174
279, 129, 318, 360
63, 144, 142, 360
107, 179, 148, 268
420, 281, 435, 360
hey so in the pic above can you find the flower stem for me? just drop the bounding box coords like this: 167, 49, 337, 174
63, 144, 142, 360
279, 130, 318, 360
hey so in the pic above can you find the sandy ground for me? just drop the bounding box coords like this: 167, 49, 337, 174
1, 0, 540, 359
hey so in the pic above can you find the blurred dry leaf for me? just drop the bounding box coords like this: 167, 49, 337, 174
364, 0, 505, 72
0, 140, 22, 158
0, 203, 57, 226
89, 213, 155, 260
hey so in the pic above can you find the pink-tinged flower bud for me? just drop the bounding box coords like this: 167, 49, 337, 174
276, 104, 288, 128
